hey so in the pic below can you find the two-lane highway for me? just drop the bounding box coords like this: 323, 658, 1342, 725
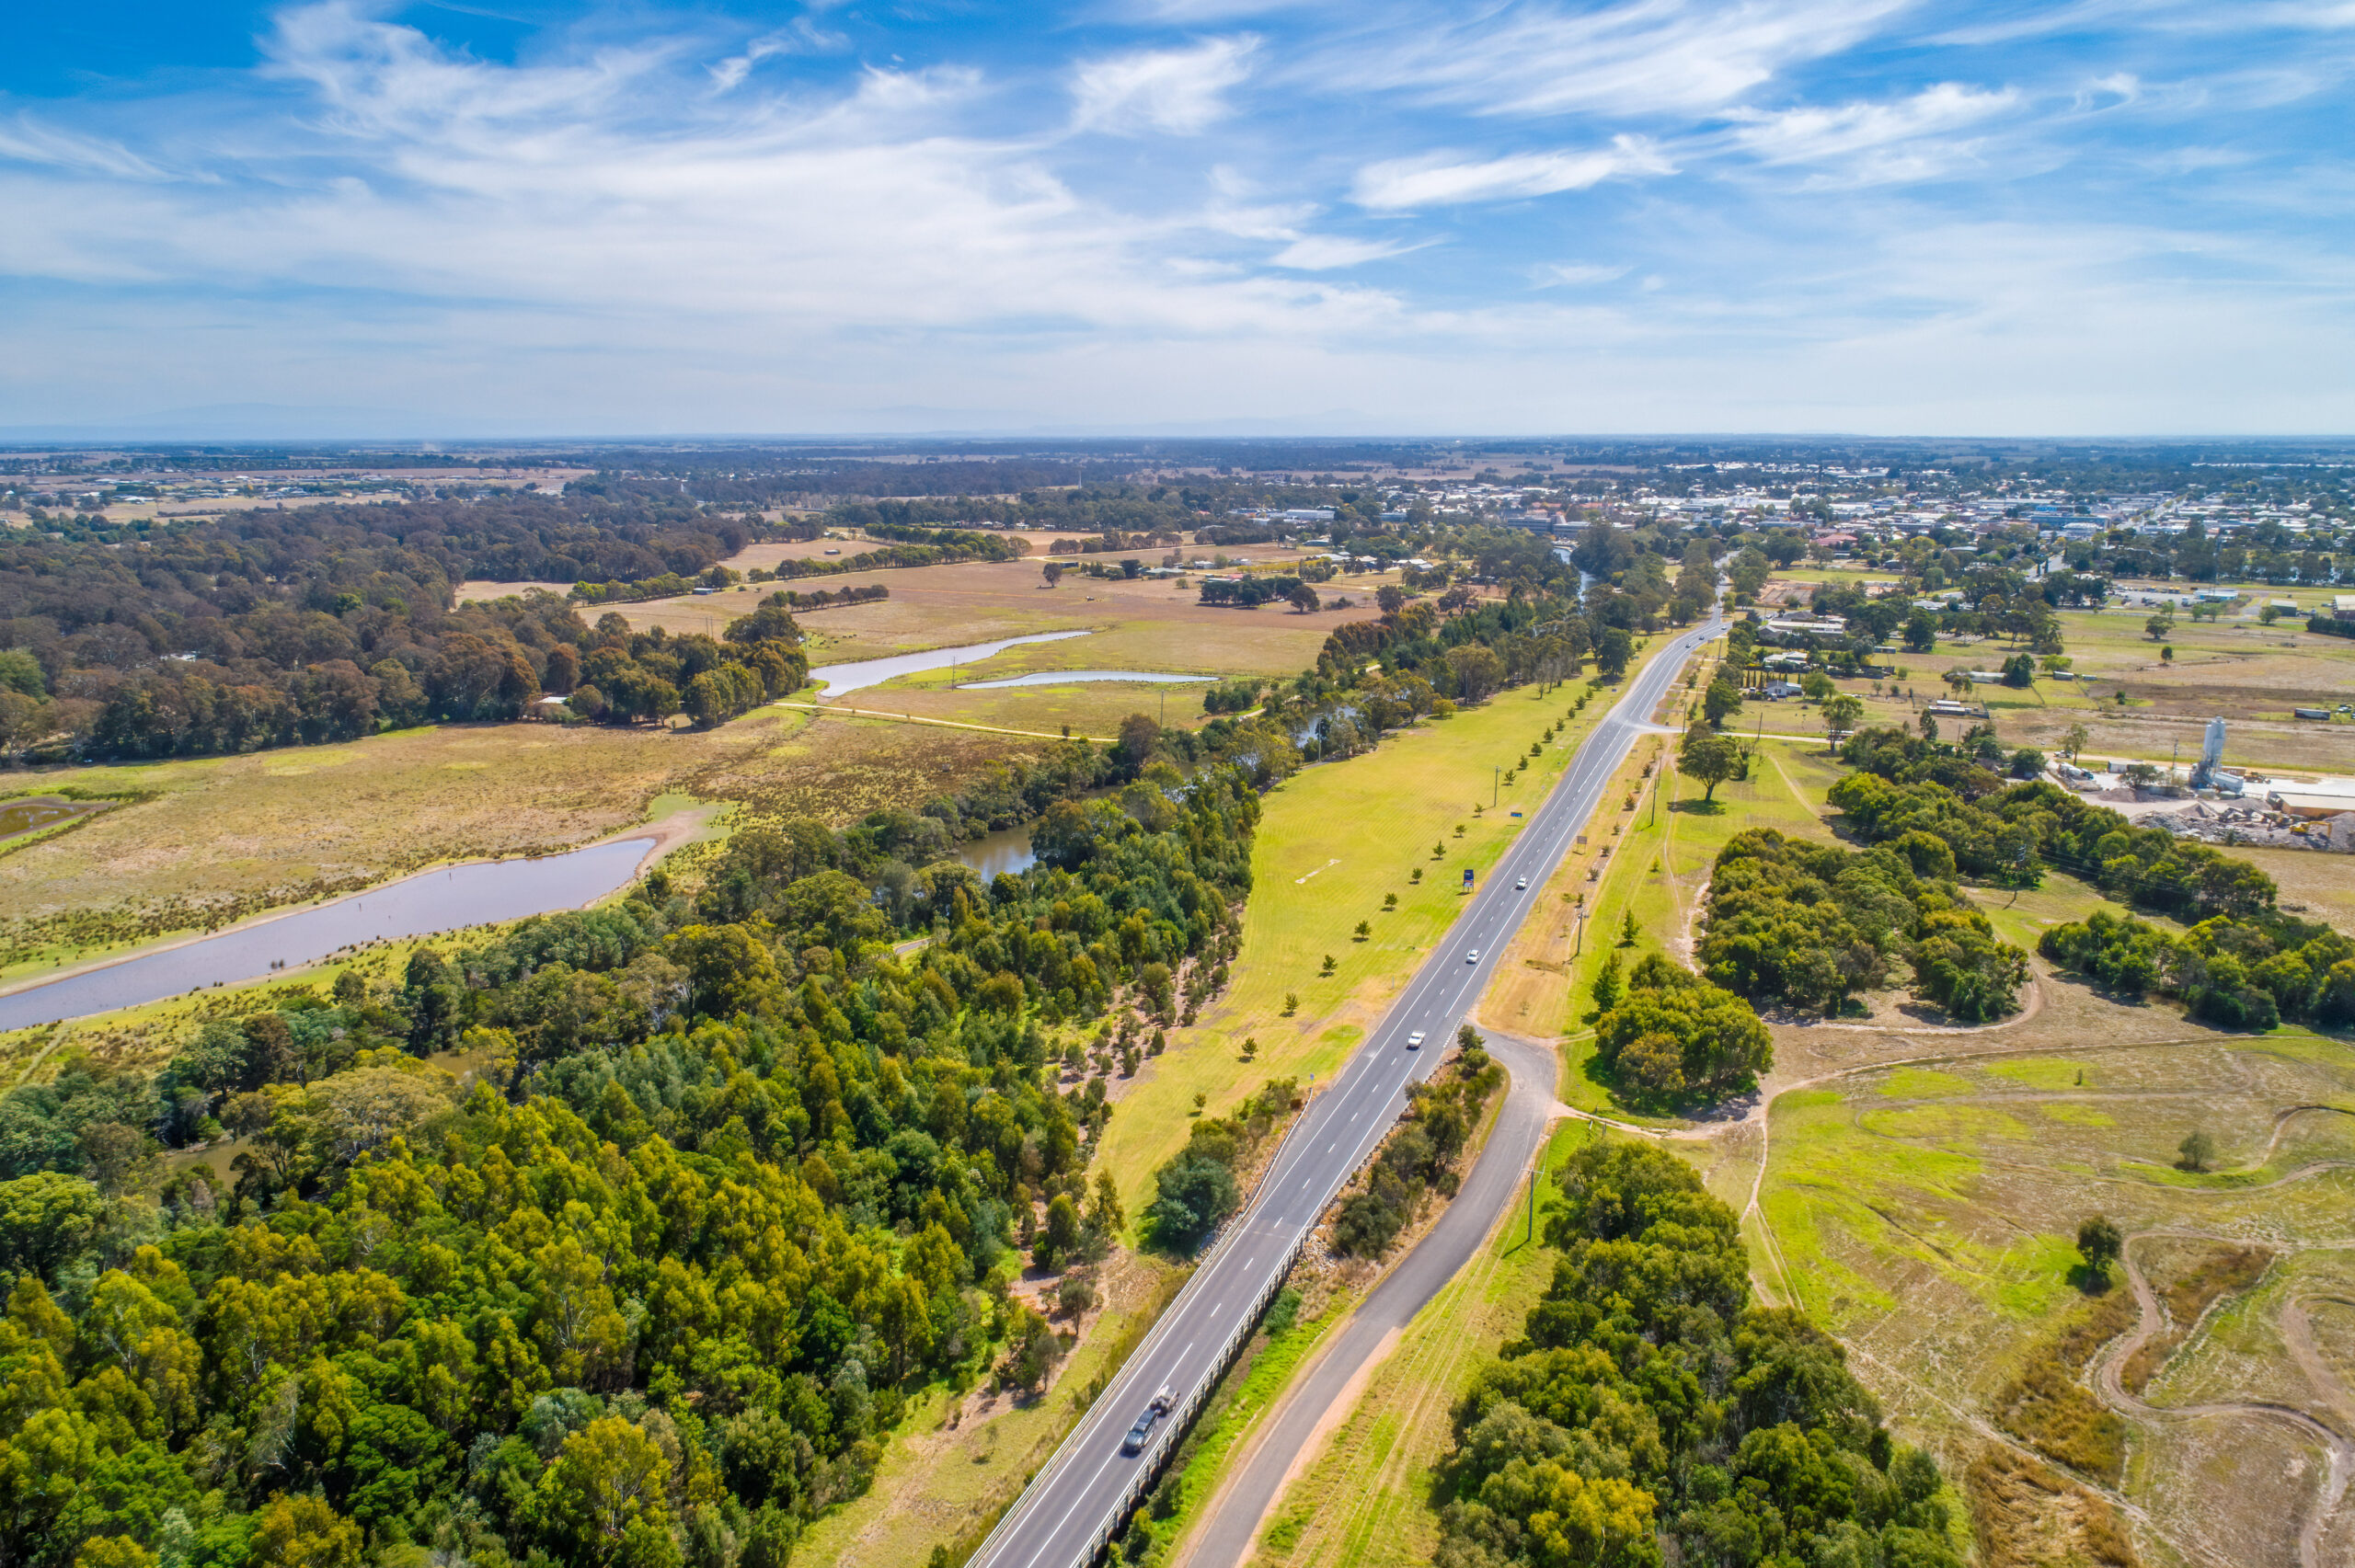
968, 612, 1722, 1568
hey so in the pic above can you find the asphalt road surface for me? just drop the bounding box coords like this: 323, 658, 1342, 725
1182, 1027, 1562, 1568
967, 612, 1722, 1568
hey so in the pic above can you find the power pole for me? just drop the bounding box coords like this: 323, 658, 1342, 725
1527, 1162, 1539, 1243
1493, 766, 1499, 807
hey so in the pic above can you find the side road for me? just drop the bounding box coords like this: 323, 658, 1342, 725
1178, 1027, 1562, 1568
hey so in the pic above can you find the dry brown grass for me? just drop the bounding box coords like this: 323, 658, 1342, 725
0, 700, 1069, 986
2120, 1245, 2275, 1395
1965, 1447, 2142, 1567
1981, 1288, 2136, 1490
618, 553, 1357, 676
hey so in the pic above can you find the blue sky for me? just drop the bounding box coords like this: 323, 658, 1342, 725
1, 1, 2350, 436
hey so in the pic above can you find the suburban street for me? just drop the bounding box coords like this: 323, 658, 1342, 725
967, 610, 1725, 1568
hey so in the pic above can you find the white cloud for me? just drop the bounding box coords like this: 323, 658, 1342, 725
707, 20, 849, 94
0, 114, 169, 180
1723, 83, 2020, 182
1268, 235, 1422, 269
1531, 262, 1631, 287
1307, 0, 1911, 119
1071, 37, 1258, 134
1352, 137, 1673, 208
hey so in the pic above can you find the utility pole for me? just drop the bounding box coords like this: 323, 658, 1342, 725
1493, 766, 1499, 807
1527, 1162, 1539, 1243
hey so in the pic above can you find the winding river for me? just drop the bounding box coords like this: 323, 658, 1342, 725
0, 836, 655, 1032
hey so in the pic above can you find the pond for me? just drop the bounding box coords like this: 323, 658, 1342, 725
811, 631, 1091, 696
953, 823, 1038, 877
0, 796, 107, 844
955, 670, 1213, 690
0, 836, 657, 1031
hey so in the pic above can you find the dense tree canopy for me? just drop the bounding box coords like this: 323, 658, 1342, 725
1437, 1140, 1962, 1568
0, 742, 1263, 1568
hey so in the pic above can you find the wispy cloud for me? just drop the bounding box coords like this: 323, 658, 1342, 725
0, 0, 2347, 432
1268, 234, 1423, 269
1072, 37, 1257, 133
1722, 83, 2020, 183
1307, 0, 1910, 118
707, 19, 849, 94
1352, 137, 1673, 208
0, 113, 169, 180
1531, 262, 1632, 288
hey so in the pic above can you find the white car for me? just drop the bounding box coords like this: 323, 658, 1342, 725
1466, 949, 1480, 964
1515, 876, 1527, 890
1407, 1030, 1425, 1049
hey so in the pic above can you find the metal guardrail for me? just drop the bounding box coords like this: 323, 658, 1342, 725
961, 1088, 1321, 1568
977, 617, 1724, 1568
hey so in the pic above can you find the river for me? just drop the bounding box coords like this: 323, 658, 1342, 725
811, 631, 1091, 696
0, 836, 656, 1031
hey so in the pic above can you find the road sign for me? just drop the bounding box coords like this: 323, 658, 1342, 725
1461, 868, 1475, 889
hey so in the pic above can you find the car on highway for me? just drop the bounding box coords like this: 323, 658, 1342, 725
1465, 949, 1480, 964
1407, 1030, 1425, 1049
1120, 1387, 1175, 1454
1515, 876, 1527, 889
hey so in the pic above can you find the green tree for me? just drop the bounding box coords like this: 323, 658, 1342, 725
999, 1307, 1063, 1392
1800, 670, 1836, 704
1821, 692, 1865, 741
250, 1493, 364, 1568
0, 1173, 108, 1282
2177, 1130, 2216, 1173
530, 1417, 676, 1565
1035, 1194, 1083, 1271
2076, 1215, 2123, 1281
74, 1539, 160, 1568
1901, 612, 1936, 653
1680, 727, 1742, 803
1702, 678, 1742, 728
1591, 952, 1624, 1013
1446, 643, 1506, 703
1594, 627, 1635, 681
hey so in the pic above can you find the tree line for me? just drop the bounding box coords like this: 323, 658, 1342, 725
2039, 907, 2355, 1032
0, 495, 775, 762
1828, 727, 2277, 921
1694, 828, 2029, 1024
1435, 1139, 1963, 1568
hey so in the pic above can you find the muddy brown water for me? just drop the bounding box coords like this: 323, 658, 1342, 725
0, 796, 107, 842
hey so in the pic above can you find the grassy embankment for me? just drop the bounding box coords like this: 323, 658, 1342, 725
1093, 641, 1677, 1221
801, 642, 1683, 1568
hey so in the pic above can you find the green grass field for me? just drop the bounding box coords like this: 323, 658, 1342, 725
1093, 645, 1674, 1221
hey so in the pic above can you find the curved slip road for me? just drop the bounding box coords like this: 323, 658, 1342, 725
966, 612, 1722, 1568
1180, 1027, 1561, 1568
